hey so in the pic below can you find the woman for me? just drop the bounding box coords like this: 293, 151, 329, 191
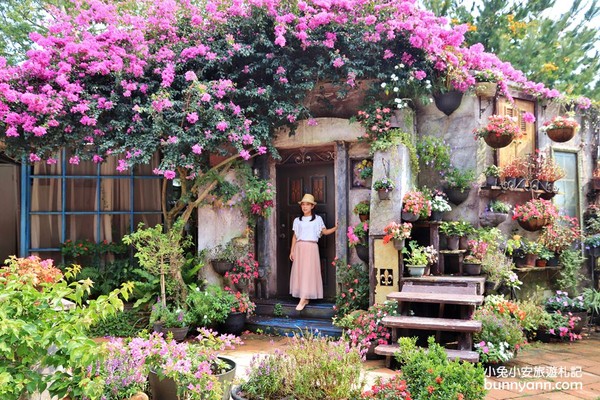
289, 193, 338, 311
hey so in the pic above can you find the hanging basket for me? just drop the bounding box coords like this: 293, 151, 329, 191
546, 127, 575, 143
517, 217, 549, 232
475, 82, 498, 98
212, 260, 235, 276
377, 189, 391, 200
433, 90, 463, 116
355, 243, 369, 263
483, 133, 514, 149
444, 187, 470, 205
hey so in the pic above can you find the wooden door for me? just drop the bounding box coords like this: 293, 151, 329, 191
276, 163, 336, 300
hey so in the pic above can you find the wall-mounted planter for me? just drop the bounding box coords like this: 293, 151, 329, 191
546, 127, 575, 143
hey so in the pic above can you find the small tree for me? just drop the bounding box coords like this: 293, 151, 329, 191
122, 218, 191, 308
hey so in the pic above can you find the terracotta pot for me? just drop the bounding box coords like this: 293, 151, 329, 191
535, 259, 548, 268
524, 253, 537, 267
433, 90, 463, 116
517, 217, 549, 232
546, 127, 575, 143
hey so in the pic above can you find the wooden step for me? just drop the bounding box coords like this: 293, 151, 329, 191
374, 343, 480, 363
382, 316, 482, 332
387, 291, 484, 306
402, 276, 486, 295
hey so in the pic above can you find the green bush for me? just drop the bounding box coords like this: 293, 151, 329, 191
395, 336, 486, 400
87, 309, 147, 338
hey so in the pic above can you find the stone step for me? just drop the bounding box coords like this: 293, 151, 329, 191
246, 315, 342, 338
374, 343, 480, 363
387, 291, 484, 306
382, 316, 482, 332
253, 299, 336, 319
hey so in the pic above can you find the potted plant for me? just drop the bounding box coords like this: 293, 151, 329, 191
479, 200, 511, 228
535, 154, 565, 190
584, 234, 600, 257
499, 157, 529, 188
512, 198, 558, 232
186, 285, 235, 329
347, 221, 369, 263
401, 190, 432, 221
224, 252, 260, 292
545, 290, 588, 335
439, 221, 475, 250
472, 69, 501, 98
383, 221, 413, 250
539, 215, 581, 255
207, 239, 252, 276
536, 246, 555, 267
220, 290, 256, 336
538, 310, 582, 342
416, 136, 452, 174
429, 193, 451, 221
332, 258, 370, 318
149, 300, 192, 341
443, 167, 476, 205
483, 164, 501, 187
373, 177, 395, 200
356, 159, 374, 187
473, 114, 522, 149
463, 239, 488, 275
402, 240, 432, 277
231, 332, 365, 400
353, 200, 371, 222
518, 238, 545, 267
542, 114, 580, 142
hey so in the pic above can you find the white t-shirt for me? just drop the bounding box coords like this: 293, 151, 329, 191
293, 215, 325, 242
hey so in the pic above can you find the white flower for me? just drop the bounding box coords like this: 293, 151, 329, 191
393, 87, 399, 92
380, 82, 387, 88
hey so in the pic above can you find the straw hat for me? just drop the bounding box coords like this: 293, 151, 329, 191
298, 193, 317, 205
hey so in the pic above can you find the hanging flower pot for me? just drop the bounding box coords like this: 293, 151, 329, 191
433, 90, 463, 116
543, 115, 580, 143
517, 217, 549, 232
479, 212, 508, 228
377, 189, 391, 200
401, 211, 419, 222
444, 187, 470, 205
546, 127, 575, 143
483, 134, 514, 149
355, 242, 369, 263
475, 82, 497, 98
212, 260, 235, 276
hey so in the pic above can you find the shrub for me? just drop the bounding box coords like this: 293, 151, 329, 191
333, 258, 370, 318
395, 336, 486, 400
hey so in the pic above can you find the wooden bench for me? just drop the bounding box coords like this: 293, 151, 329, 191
402, 276, 486, 295
387, 291, 484, 306
382, 316, 482, 332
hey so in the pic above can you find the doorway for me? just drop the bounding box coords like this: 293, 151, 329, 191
276, 162, 336, 300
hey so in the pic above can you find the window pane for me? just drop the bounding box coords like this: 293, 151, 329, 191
101, 179, 132, 211
65, 149, 98, 176
66, 179, 97, 211
66, 215, 97, 242
30, 215, 62, 249
31, 178, 62, 211
553, 152, 579, 218
134, 214, 162, 230
134, 179, 161, 212
101, 214, 131, 242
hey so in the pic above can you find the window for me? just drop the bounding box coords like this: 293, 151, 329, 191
22, 150, 162, 259
553, 151, 580, 219
497, 98, 536, 168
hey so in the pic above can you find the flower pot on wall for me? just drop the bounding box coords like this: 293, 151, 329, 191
355, 243, 369, 263
213, 260, 234, 276
546, 127, 575, 143
475, 82, 498, 98
393, 238, 405, 250
445, 187, 470, 205
401, 211, 419, 222
377, 189, 391, 200
433, 90, 463, 116
483, 134, 513, 149
358, 213, 369, 222
517, 217, 549, 232
479, 212, 508, 228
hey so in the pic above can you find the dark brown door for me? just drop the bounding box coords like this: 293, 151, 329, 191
276, 163, 336, 300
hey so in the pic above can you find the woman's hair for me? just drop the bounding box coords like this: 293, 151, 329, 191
299, 210, 316, 222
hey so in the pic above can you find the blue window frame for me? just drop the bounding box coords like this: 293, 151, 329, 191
20, 150, 162, 258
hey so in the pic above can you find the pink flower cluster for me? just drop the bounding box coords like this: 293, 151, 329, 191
512, 198, 558, 223
543, 115, 581, 131
473, 114, 523, 140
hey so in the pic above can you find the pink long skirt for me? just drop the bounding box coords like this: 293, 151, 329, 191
290, 241, 323, 299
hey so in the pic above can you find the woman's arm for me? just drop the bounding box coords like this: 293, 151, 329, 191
322, 222, 338, 236
289, 233, 297, 261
